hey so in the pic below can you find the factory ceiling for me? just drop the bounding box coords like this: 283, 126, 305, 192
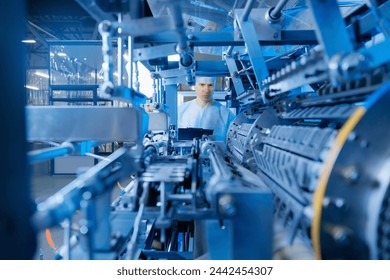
24, 0, 367, 68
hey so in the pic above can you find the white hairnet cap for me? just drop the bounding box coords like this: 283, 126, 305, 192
196, 76, 216, 84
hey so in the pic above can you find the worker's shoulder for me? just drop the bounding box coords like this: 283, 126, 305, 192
216, 102, 235, 116
178, 99, 194, 113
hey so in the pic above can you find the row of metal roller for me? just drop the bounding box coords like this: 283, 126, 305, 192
226, 81, 390, 259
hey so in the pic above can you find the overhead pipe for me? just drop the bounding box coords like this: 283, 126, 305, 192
166, 2, 194, 85
75, 0, 116, 22
167, 3, 192, 67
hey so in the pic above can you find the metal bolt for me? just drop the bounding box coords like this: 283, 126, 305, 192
300, 56, 307, 65
291, 61, 297, 70
347, 131, 357, 141
79, 219, 89, 235
80, 225, 88, 235
331, 226, 350, 245
332, 198, 346, 209
360, 139, 369, 148
340, 165, 360, 184
324, 223, 351, 246
82, 191, 92, 200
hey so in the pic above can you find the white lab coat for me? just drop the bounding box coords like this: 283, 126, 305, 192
178, 99, 235, 141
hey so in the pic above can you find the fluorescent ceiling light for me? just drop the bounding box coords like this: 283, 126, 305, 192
35, 71, 49, 79
25, 85, 39, 90
57, 52, 67, 57
22, 39, 36, 44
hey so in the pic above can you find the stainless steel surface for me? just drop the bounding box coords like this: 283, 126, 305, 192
26, 106, 147, 142
147, 112, 169, 131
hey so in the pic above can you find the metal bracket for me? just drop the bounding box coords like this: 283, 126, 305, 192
223, 51, 246, 96
235, 8, 270, 102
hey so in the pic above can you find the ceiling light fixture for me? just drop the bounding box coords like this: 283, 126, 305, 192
35, 71, 49, 79
22, 39, 37, 44
25, 85, 39, 90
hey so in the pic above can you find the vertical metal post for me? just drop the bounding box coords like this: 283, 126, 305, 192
155, 66, 163, 104
63, 218, 72, 260
165, 84, 178, 128
224, 52, 246, 96
100, 22, 114, 83
160, 182, 166, 244
93, 191, 112, 251
117, 13, 124, 86
127, 36, 134, 88
152, 71, 158, 104
134, 61, 140, 92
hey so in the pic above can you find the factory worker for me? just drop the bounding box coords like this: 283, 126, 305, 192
178, 76, 235, 141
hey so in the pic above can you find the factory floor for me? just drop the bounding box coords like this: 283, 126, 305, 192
30, 169, 123, 260
31, 174, 76, 260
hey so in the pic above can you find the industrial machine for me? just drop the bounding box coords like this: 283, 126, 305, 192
22, 0, 390, 260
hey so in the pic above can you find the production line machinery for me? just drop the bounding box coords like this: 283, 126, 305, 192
29, 84, 390, 260
19, 0, 390, 260
227, 87, 390, 259
32, 135, 273, 260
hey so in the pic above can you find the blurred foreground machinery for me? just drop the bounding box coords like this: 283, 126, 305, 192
27, 0, 390, 260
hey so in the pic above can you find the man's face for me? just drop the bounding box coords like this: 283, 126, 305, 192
195, 82, 214, 102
